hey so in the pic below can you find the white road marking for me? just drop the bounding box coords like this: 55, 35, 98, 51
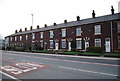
0, 71, 21, 81
59, 66, 118, 76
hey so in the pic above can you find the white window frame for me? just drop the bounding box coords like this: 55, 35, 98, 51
50, 40, 54, 48
76, 27, 81, 36
95, 39, 101, 47
117, 22, 120, 33
61, 29, 66, 37
26, 35, 28, 40
94, 25, 101, 35
76, 38, 82, 49
10, 37, 12, 41
118, 38, 120, 49
62, 39, 66, 48
20, 36, 22, 41
40, 32, 43, 39
50, 31, 54, 38
32, 33, 35, 39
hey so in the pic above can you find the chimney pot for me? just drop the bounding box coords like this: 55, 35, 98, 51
25, 27, 27, 31
15, 30, 17, 33
64, 20, 67, 23
37, 25, 39, 29
54, 23, 56, 26
111, 6, 114, 15
92, 10, 95, 18
30, 26, 32, 30
45, 24, 47, 27
19, 29, 22, 32
77, 16, 80, 21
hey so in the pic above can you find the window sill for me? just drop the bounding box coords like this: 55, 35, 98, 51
94, 33, 101, 35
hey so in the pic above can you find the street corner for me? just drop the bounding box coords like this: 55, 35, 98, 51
0, 61, 50, 77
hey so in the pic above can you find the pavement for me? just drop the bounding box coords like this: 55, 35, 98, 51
3, 51, 120, 61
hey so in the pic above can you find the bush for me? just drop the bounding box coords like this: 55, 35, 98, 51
15, 47, 25, 52
86, 47, 102, 53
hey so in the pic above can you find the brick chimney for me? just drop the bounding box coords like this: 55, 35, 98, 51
15, 30, 17, 33
19, 29, 22, 32
64, 20, 67, 23
54, 23, 56, 26
45, 24, 47, 27
30, 26, 32, 30
111, 6, 114, 15
77, 16, 80, 21
37, 25, 39, 29
92, 10, 95, 18
25, 27, 27, 31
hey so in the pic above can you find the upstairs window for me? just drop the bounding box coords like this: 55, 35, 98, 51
32, 33, 35, 39
95, 39, 101, 47
10, 37, 12, 41
15, 37, 17, 41
20, 36, 22, 41
40, 32, 43, 39
26, 35, 28, 40
94, 25, 101, 35
61, 29, 66, 37
117, 22, 120, 33
50, 31, 54, 38
76, 27, 81, 36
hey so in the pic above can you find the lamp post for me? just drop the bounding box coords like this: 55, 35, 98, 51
31, 14, 33, 51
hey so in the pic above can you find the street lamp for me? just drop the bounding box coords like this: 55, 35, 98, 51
31, 14, 33, 51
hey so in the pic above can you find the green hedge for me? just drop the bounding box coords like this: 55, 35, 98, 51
14, 47, 25, 52
86, 47, 102, 53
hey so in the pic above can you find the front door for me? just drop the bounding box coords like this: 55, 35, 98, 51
105, 38, 111, 52
55, 43, 58, 51
85, 42, 89, 50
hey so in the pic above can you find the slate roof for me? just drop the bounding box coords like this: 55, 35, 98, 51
7, 13, 120, 37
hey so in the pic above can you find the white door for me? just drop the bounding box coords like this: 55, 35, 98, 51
85, 42, 89, 50
55, 43, 58, 51
68, 42, 71, 51
105, 38, 111, 52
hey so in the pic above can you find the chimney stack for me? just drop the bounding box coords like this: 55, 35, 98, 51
77, 16, 80, 21
30, 26, 32, 30
25, 27, 27, 31
15, 30, 17, 33
37, 25, 39, 29
111, 6, 114, 15
92, 10, 95, 18
54, 23, 56, 26
19, 29, 22, 32
64, 20, 67, 23
45, 24, 47, 27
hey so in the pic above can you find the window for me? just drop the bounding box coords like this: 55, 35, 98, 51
117, 22, 120, 33
26, 35, 28, 40
40, 40, 43, 48
50, 40, 54, 48
20, 36, 22, 41
15, 37, 17, 41
61, 29, 66, 37
95, 39, 101, 47
10, 37, 12, 41
50, 31, 54, 38
118, 38, 120, 49
76, 38, 82, 49
62, 39, 66, 48
40, 32, 43, 39
76, 27, 81, 36
94, 25, 101, 35
32, 33, 35, 39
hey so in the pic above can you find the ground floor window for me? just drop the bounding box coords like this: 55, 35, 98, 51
95, 39, 101, 47
40, 40, 43, 48
76, 38, 82, 49
118, 38, 120, 49
50, 40, 54, 48
62, 39, 66, 48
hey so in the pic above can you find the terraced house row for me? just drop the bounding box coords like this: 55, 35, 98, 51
5, 8, 120, 53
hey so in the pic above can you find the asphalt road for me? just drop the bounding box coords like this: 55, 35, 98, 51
0, 51, 120, 81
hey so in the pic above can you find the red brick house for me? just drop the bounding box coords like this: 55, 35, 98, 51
5, 10, 120, 53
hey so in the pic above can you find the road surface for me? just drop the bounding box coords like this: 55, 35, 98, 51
0, 51, 119, 81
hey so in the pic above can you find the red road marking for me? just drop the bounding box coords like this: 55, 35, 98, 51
5, 53, 120, 67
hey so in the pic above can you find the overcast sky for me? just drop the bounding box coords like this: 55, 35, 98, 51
0, 0, 119, 38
